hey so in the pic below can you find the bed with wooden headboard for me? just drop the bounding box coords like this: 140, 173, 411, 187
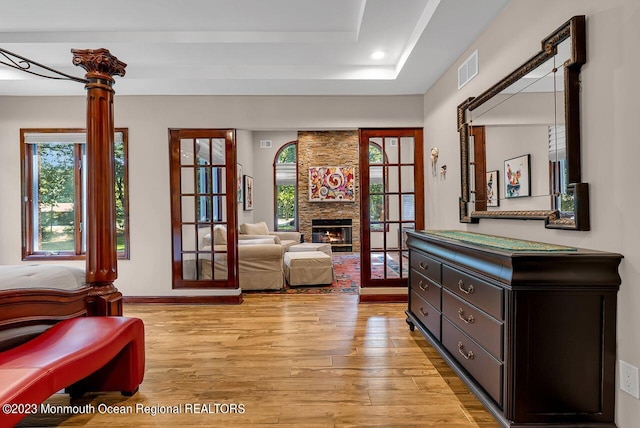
0, 48, 126, 351
0, 277, 91, 351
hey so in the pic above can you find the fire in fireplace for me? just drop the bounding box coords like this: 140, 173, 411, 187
311, 219, 352, 252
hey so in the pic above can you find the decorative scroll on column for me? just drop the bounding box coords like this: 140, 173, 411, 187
72, 48, 127, 316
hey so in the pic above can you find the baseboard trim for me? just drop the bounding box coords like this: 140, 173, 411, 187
123, 295, 243, 305
359, 294, 408, 303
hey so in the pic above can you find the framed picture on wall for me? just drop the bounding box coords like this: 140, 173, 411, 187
237, 163, 243, 203
486, 170, 499, 207
243, 175, 254, 210
504, 154, 530, 198
308, 166, 356, 202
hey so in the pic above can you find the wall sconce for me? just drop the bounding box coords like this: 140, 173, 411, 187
430, 147, 439, 176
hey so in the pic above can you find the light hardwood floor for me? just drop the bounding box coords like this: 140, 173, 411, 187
20, 295, 499, 427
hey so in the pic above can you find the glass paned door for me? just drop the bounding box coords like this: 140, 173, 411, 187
359, 129, 424, 288
169, 129, 238, 289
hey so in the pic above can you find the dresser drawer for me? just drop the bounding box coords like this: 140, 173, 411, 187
410, 251, 442, 283
410, 291, 441, 339
442, 265, 503, 320
442, 289, 503, 360
442, 318, 503, 405
410, 271, 441, 310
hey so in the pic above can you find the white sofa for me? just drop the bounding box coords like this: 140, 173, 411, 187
200, 243, 285, 290
199, 222, 302, 291
238, 221, 301, 251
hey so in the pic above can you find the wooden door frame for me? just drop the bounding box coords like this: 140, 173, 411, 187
168, 128, 239, 289
358, 128, 424, 291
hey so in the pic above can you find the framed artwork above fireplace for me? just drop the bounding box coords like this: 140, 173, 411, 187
308, 166, 356, 202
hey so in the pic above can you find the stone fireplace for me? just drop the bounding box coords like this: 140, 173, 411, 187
297, 131, 360, 252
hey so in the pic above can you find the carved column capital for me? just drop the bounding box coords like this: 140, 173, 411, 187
71, 48, 127, 81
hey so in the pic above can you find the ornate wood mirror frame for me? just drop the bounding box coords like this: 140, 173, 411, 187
457, 15, 588, 230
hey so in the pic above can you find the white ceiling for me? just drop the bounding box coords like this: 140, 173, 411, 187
0, 0, 510, 96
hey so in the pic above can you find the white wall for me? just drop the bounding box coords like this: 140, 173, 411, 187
251, 131, 298, 229
0, 97, 87, 273
0, 94, 423, 297
236, 129, 255, 226
423, 1, 640, 426
485, 125, 549, 210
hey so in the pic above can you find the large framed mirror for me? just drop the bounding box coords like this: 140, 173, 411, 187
458, 15, 588, 230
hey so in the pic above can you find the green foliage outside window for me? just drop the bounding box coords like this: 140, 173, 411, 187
29, 131, 128, 256
276, 184, 296, 230
114, 141, 127, 250
278, 144, 296, 163
275, 142, 297, 231
369, 143, 384, 230
370, 183, 384, 222
369, 144, 383, 163
37, 144, 75, 250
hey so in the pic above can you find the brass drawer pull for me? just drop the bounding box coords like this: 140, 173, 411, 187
419, 261, 429, 270
457, 342, 474, 360
458, 279, 474, 294
458, 308, 475, 324
419, 280, 429, 291
419, 307, 428, 317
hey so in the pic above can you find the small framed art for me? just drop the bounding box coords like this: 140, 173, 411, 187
486, 170, 499, 207
237, 163, 243, 203
504, 154, 530, 198
243, 175, 254, 210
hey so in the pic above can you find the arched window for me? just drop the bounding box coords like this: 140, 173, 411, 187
273, 141, 297, 231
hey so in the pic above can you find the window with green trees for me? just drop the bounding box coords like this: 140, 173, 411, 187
21, 129, 129, 259
369, 142, 385, 231
274, 142, 297, 231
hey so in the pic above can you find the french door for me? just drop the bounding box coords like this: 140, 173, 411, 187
169, 129, 238, 289
359, 128, 424, 288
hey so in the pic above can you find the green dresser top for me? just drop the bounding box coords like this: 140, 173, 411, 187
419, 230, 577, 252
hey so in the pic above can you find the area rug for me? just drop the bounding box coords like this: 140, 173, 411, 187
244, 253, 360, 295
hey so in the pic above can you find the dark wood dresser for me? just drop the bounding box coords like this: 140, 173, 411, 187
405, 230, 622, 427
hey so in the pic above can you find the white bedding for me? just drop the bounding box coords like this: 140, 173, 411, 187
0, 265, 86, 291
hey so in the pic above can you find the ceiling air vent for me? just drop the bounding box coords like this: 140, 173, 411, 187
458, 50, 478, 90
259, 139, 272, 149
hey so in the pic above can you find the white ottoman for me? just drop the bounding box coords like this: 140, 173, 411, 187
283, 251, 333, 286
288, 242, 332, 257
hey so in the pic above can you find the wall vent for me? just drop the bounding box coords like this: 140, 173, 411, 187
458, 50, 478, 90
259, 139, 272, 149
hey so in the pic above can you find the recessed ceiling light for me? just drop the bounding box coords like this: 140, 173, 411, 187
371, 51, 386, 60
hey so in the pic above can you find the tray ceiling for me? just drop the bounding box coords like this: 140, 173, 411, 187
0, 0, 510, 96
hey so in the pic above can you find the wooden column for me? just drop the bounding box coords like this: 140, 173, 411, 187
72, 49, 127, 316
